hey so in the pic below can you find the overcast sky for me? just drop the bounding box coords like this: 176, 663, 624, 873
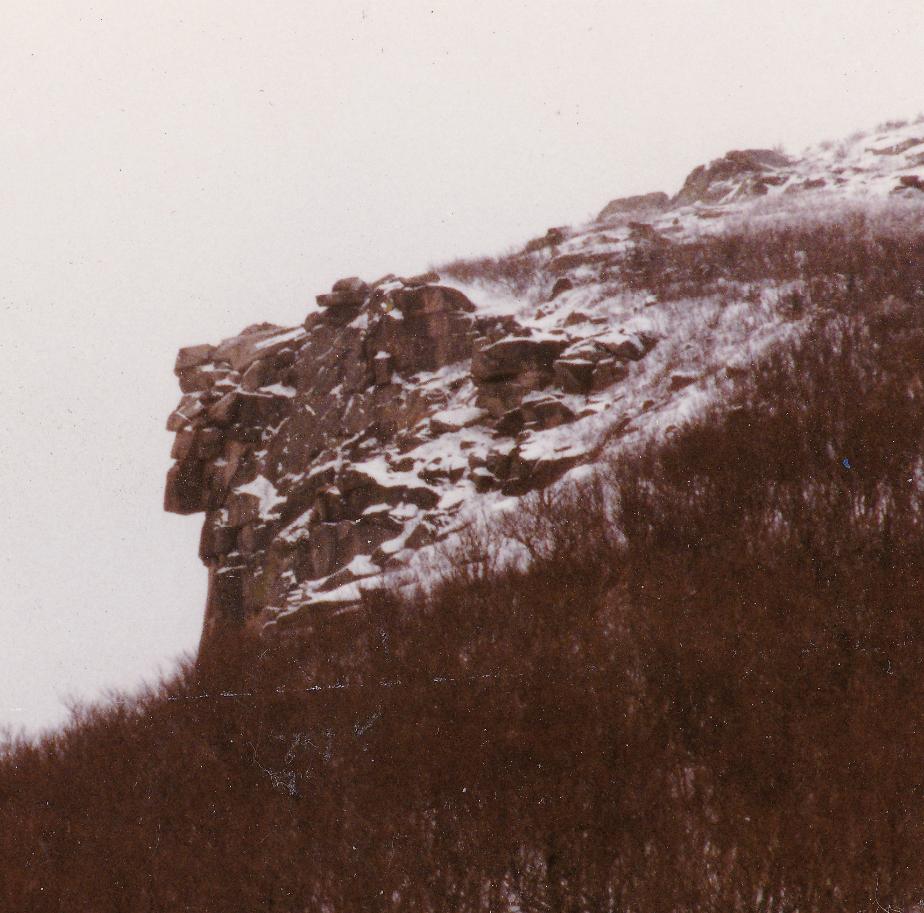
2, 0, 923, 734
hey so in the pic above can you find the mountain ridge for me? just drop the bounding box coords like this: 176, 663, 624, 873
164, 118, 924, 645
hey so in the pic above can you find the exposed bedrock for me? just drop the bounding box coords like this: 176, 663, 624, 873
163, 122, 924, 649
165, 273, 656, 646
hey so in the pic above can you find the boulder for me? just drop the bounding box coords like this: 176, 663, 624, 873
563, 310, 603, 327
177, 367, 215, 394
419, 458, 466, 484
235, 392, 286, 424
232, 425, 263, 445
338, 467, 439, 512
523, 396, 576, 430
166, 411, 191, 433
501, 450, 584, 496
213, 326, 301, 373
170, 428, 197, 461
170, 428, 224, 461
553, 357, 595, 394
469, 467, 497, 493
596, 333, 650, 361
165, 460, 207, 515
391, 284, 476, 317
495, 397, 574, 436
238, 322, 282, 336
295, 514, 403, 582
590, 358, 628, 392
175, 344, 216, 374
495, 407, 527, 437
317, 290, 366, 310
351, 514, 404, 555
474, 380, 519, 418
596, 191, 670, 222
368, 287, 475, 374
475, 378, 535, 418
166, 395, 206, 431
242, 359, 271, 392
276, 470, 337, 528
674, 149, 792, 206
483, 445, 516, 480
472, 336, 571, 383
331, 276, 369, 295
194, 427, 225, 460
208, 392, 242, 426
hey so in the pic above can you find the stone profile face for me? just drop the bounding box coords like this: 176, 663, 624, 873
165, 270, 657, 644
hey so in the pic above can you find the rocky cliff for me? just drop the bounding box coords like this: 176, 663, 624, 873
165, 119, 924, 645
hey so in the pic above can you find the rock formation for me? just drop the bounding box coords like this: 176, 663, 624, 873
596, 191, 670, 222
166, 270, 657, 643
166, 119, 924, 647
672, 148, 792, 205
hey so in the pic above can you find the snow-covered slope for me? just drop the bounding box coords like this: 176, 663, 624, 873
164, 119, 924, 643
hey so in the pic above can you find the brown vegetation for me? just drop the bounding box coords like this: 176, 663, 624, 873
621, 210, 924, 305
437, 251, 548, 297
3, 220, 924, 911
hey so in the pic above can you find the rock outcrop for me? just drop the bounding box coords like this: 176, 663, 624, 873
166, 271, 657, 644
596, 191, 670, 222
673, 148, 792, 206
166, 118, 924, 647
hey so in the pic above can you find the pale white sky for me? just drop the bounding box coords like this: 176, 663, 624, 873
2, 0, 923, 733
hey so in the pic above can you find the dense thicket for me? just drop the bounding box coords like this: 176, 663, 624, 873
621, 208, 924, 304
3, 218, 924, 912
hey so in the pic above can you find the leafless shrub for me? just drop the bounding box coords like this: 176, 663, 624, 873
620, 212, 924, 309
437, 252, 547, 297
4, 222, 924, 911
877, 119, 909, 132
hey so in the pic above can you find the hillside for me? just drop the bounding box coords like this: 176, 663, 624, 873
164, 117, 924, 645
3, 119, 924, 911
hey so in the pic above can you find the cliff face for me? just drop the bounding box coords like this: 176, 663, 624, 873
165, 121, 924, 645
165, 270, 659, 643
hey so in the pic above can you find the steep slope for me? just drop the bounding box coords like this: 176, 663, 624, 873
165, 119, 924, 644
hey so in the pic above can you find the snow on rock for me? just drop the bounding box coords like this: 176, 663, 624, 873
234, 475, 286, 520
165, 118, 924, 645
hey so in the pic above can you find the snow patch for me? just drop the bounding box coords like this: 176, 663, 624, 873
235, 475, 286, 519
